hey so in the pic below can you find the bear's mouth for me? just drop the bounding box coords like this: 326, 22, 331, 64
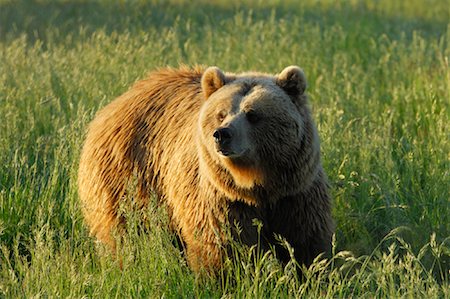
216, 147, 249, 159
217, 149, 233, 156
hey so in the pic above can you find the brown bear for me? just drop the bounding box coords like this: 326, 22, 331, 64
78, 65, 334, 273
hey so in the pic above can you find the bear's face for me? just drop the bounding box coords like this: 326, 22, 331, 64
198, 66, 309, 191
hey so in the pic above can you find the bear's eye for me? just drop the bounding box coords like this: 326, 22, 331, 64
246, 110, 260, 124
217, 110, 227, 123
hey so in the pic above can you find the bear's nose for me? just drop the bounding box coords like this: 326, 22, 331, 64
213, 127, 233, 144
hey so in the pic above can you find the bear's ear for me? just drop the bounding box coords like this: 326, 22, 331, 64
276, 66, 307, 96
201, 66, 226, 99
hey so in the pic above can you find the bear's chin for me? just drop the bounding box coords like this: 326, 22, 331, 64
218, 153, 264, 189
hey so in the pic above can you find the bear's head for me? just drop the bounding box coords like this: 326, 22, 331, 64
198, 66, 320, 204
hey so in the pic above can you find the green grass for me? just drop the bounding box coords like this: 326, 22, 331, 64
1, 0, 449, 297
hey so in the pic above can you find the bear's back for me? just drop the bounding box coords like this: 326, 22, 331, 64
78, 67, 206, 246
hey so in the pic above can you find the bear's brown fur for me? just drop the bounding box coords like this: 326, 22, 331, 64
78, 65, 334, 272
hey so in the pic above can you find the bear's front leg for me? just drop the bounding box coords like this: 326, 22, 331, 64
267, 178, 334, 266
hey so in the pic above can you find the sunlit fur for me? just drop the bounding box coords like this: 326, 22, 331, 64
221, 158, 264, 189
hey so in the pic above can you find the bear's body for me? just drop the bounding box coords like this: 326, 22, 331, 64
78, 66, 334, 272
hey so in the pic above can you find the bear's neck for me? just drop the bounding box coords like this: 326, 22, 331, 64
197, 140, 260, 205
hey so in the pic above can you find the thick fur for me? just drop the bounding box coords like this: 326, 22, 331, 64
78, 65, 334, 272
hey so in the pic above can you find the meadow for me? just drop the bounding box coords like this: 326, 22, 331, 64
0, 0, 449, 297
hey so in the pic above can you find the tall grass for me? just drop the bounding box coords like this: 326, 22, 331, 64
1, 0, 449, 297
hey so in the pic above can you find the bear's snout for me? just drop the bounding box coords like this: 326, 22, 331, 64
213, 127, 235, 155
213, 127, 233, 145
